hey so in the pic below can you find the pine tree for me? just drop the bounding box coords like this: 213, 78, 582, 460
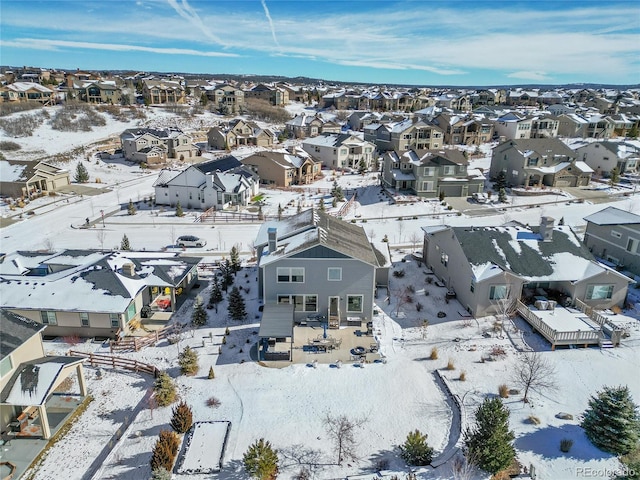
277, 203, 283, 221
208, 366, 215, 379
151, 467, 172, 480
153, 372, 177, 407
191, 295, 207, 327
358, 158, 367, 175
230, 245, 241, 273
493, 169, 507, 192
74, 161, 89, 183
150, 430, 180, 472
610, 167, 621, 186
318, 198, 325, 211
127, 199, 136, 215
439, 190, 446, 202
243, 438, 279, 480
582, 385, 640, 455
220, 259, 234, 291
332, 197, 337, 208
170, 400, 193, 434
120, 234, 131, 251
463, 397, 515, 475
258, 204, 264, 220
178, 346, 199, 376
208, 278, 223, 312
175, 201, 184, 217
400, 429, 434, 466
297, 201, 302, 214
498, 187, 507, 203
227, 286, 247, 321
559, 216, 565, 226
331, 180, 344, 201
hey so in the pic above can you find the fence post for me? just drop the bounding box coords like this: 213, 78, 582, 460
155, 331, 159, 343
112, 356, 115, 368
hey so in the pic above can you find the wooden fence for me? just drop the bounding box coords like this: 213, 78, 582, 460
110, 323, 184, 353
68, 350, 160, 377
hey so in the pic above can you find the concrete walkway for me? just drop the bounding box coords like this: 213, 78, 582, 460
430, 370, 462, 468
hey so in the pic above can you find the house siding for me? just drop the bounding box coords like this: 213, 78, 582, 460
584, 223, 640, 276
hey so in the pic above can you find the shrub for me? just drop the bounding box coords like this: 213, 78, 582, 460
459, 371, 467, 381
206, 396, 221, 408
0, 141, 21, 151
150, 430, 180, 472
416, 302, 423, 312
490, 346, 507, 358
447, 359, 455, 370
392, 269, 405, 278
406, 284, 415, 293
560, 438, 573, 453
528, 415, 541, 425
63, 335, 81, 346
499, 384, 509, 398
170, 401, 193, 434
151, 467, 172, 480
178, 346, 199, 376
208, 366, 215, 379
153, 372, 177, 407
243, 98, 291, 123
430, 347, 438, 360
399, 430, 433, 466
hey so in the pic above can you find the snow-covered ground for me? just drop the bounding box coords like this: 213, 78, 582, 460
2, 105, 639, 480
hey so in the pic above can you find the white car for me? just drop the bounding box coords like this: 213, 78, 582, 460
177, 235, 206, 247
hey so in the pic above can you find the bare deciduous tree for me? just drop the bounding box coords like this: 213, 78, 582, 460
392, 286, 412, 316
323, 413, 366, 465
511, 351, 557, 403
95, 228, 106, 252
409, 231, 421, 254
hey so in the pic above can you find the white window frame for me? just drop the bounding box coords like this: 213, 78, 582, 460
80, 312, 89, 327
626, 237, 639, 253
109, 313, 120, 328
611, 230, 622, 239
346, 295, 364, 313
0, 355, 13, 379
586, 284, 614, 300
423, 167, 435, 176
421, 181, 434, 191
327, 267, 342, 281
276, 267, 305, 283
443, 166, 455, 175
41, 310, 57, 325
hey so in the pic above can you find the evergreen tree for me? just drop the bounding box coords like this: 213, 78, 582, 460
74, 161, 89, 183
610, 167, 621, 186
318, 198, 325, 212
277, 203, 283, 221
400, 429, 434, 466
153, 372, 177, 407
208, 278, 223, 312
332, 197, 337, 208
208, 366, 215, 379
629, 125, 639, 139
463, 397, 515, 475
498, 187, 508, 203
582, 385, 640, 455
358, 158, 368, 175
220, 259, 234, 291
331, 180, 344, 201
230, 245, 241, 273
227, 286, 247, 321
175, 201, 184, 217
493, 170, 507, 192
191, 295, 207, 327
151, 467, 172, 480
258, 204, 264, 220
297, 201, 302, 214
150, 430, 180, 472
127, 199, 136, 215
178, 346, 199, 376
200, 94, 209, 106
438, 190, 446, 202
120, 234, 131, 251
243, 438, 279, 480
170, 400, 193, 434
559, 216, 565, 226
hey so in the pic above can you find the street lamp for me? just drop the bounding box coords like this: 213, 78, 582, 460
100, 209, 105, 228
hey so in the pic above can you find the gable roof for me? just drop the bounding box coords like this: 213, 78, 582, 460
499, 138, 576, 159
0, 310, 46, 360
195, 155, 242, 174
584, 206, 640, 226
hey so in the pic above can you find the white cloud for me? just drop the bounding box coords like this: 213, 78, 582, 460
507, 71, 550, 81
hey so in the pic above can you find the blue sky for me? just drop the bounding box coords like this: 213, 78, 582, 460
1, 0, 639, 86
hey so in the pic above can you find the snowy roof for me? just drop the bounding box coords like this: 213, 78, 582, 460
6, 82, 53, 93
584, 206, 640, 226
0, 310, 46, 359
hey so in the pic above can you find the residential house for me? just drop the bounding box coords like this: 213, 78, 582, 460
322, 90, 363, 110
0, 160, 70, 198
204, 83, 244, 114
0, 82, 54, 105
241, 149, 321, 187
285, 113, 331, 139
154, 155, 259, 210
583, 207, 640, 277
431, 114, 492, 146
492, 112, 534, 140
207, 119, 274, 150
609, 114, 639, 138
471, 89, 506, 106
382, 148, 484, 198
245, 83, 289, 106
555, 114, 615, 139
490, 138, 592, 187
506, 89, 539, 107
1, 310, 88, 441
142, 79, 185, 105
530, 116, 560, 139
573, 140, 640, 176
421, 217, 632, 318
364, 119, 444, 152
0, 250, 201, 338
255, 209, 390, 350
120, 128, 198, 165
347, 111, 397, 131
77, 81, 122, 104
302, 133, 375, 170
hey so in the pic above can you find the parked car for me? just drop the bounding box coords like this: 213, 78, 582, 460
177, 235, 206, 247
472, 192, 489, 204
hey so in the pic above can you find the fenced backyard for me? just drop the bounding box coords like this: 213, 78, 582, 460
67, 350, 160, 377
109, 322, 184, 353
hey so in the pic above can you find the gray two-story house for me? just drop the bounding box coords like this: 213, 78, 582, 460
583, 207, 640, 277
256, 209, 390, 329
382, 148, 484, 198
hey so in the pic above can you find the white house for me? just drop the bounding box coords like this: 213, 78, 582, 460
302, 133, 375, 170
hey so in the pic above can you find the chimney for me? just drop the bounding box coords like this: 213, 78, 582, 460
122, 262, 136, 276
267, 227, 278, 253
539, 216, 555, 242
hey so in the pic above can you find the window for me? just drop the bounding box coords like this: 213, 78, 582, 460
421, 181, 434, 191
277, 294, 317, 312
277, 267, 304, 283
41, 311, 57, 325
489, 285, 508, 300
611, 230, 622, 239
470, 279, 475, 293
440, 253, 449, 266
1, 356, 13, 378
328, 267, 342, 281
423, 167, 435, 176
586, 284, 614, 300
443, 166, 455, 175
110, 313, 120, 328
346, 295, 363, 313
626, 238, 638, 253
80, 312, 89, 327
